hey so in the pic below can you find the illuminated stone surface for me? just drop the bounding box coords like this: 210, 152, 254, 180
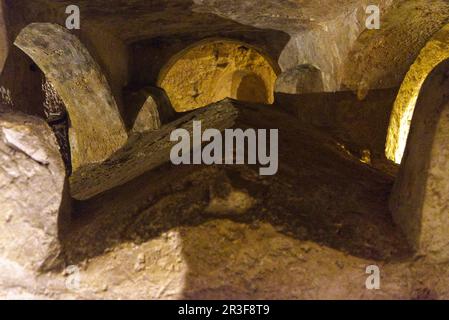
390, 60, 449, 261
0, 112, 69, 272
14, 23, 127, 170
1, 0, 449, 300
342, 0, 449, 94
124, 86, 175, 133
158, 40, 278, 111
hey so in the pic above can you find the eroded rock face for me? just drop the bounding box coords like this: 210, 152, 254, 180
390, 60, 449, 261
125, 87, 175, 134
158, 40, 278, 111
4, 0, 397, 100
386, 24, 449, 164
0, 111, 69, 272
275, 65, 324, 94
130, 95, 162, 134
342, 0, 449, 94
69, 99, 240, 200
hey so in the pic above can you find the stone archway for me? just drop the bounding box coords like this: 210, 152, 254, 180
386, 23, 449, 164
14, 23, 127, 170
234, 72, 268, 103
157, 39, 279, 112
390, 59, 449, 261
213, 70, 270, 105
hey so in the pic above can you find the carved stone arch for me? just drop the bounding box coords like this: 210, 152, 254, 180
390, 59, 449, 261
14, 23, 127, 170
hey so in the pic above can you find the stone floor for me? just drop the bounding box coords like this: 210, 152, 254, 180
2, 103, 448, 300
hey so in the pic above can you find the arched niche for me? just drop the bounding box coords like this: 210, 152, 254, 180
386, 23, 449, 164
157, 39, 279, 112
390, 59, 449, 261
213, 70, 269, 104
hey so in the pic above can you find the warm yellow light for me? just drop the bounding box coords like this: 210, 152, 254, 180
386, 24, 449, 164
158, 39, 278, 112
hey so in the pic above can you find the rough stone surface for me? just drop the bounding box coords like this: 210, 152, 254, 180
69, 99, 240, 200
3, 100, 449, 300
158, 40, 278, 111
276, 88, 399, 169
128, 95, 162, 134
342, 0, 449, 94
124, 86, 175, 133
2, 0, 449, 300
14, 23, 128, 170
6, 0, 393, 93
275, 65, 324, 94
386, 23, 449, 164
1, 99, 449, 299
0, 111, 68, 272
390, 60, 449, 261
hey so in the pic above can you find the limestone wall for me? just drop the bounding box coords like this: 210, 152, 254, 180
390, 59, 449, 261
157, 40, 278, 112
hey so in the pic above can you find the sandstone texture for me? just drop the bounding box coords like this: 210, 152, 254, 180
14, 23, 128, 171
124, 86, 175, 133
342, 0, 449, 93
390, 60, 449, 261
158, 40, 278, 111
275, 65, 324, 94
1, 99, 447, 300
386, 23, 449, 163
3, 0, 394, 93
1, 0, 449, 301
0, 111, 68, 272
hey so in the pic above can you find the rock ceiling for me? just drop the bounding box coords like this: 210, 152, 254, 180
15, 0, 390, 43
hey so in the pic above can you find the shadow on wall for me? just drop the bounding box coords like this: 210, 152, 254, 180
275, 88, 399, 160
235, 73, 268, 103
0, 46, 45, 117
386, 23, 449, 164
60, 102, 411, 298
214, 70, 270, 106
275, 64, 324, 95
